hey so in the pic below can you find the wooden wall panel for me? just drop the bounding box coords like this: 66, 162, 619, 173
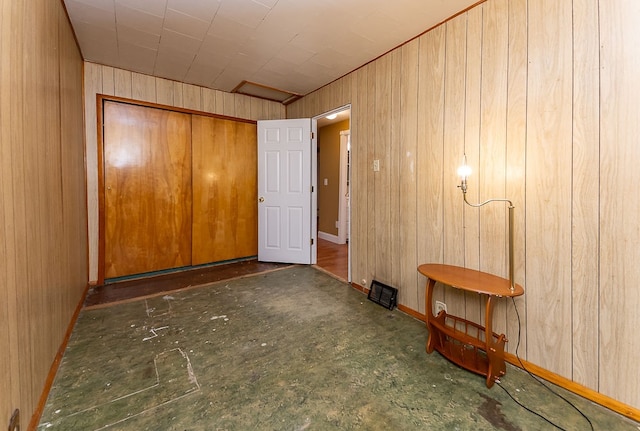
525, 0, 573, 377
599, 0, 640, 409
131, 73, 156, 102
0, 0, 86, 423
571, 0, 600, 388
156, 77, 175, 106
442, 15, 467, 319
399, 40, 419, 311
462, 4, 484, 326
505, 0, 528, 355
478, 0, 510, 344
389, 49, 402, 289
101, 66, 115, 96
183, 84, 202, 111
114, 68, 132, 98
366, 64, 377, 287
286, 0, 640, 413
354, 66, 369, 287
416, 26, 446, 315
24, 0, 47, 401
84, 64, 286, 282
58, 3, 87, 333
374, 56, 391, 284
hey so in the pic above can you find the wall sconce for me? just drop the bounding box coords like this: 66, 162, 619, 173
457, 155, 515, 292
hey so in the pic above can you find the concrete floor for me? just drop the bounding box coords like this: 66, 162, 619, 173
39, 266, 639, 430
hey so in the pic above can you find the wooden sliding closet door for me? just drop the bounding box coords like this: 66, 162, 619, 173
103, 101, 192, 278
191, 115, 258, 264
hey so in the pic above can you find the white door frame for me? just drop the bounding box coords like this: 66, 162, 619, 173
312, 105, 351, 282
338, 130, 350, 244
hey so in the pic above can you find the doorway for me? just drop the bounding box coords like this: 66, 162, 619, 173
314, 106, 351, 281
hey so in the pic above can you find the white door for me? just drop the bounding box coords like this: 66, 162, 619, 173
257, 119, 314, 264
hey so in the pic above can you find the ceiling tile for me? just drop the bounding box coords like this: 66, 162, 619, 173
166, 0, 221, 23
200, 33, 243, 57
217, 0, 271, 29
115, 3, 164, 35
164, 8, 210, 41
309, 49, 354, 71
253, 0, 278, 8
71, 20, 118, 60
159, 28, 202, 54
154, 53, 192, 82
65, 0, 115, 29
275, 44, 315, 65
116, 0, 167, 17
212, 71, 245, 92
207, 15, 253, 42
228, 53, 265, 75
117, 41, 157, 75
351, 11, 403, 45
117, 25, 160, 50
68, 0, 115, 14
184, 61, 224, 88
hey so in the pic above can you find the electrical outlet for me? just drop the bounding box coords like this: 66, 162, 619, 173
372, 159, 380, 171
435, 301, 447, 315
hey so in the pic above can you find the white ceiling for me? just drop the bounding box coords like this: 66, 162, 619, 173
64, 0, 478, 98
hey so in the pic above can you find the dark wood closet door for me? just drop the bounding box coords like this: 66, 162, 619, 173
191, 115, 257, 265
103, 101, 192, 278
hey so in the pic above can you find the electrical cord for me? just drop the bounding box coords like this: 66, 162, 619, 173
498, 297, 595, 431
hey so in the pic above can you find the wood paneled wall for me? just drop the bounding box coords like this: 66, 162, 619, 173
83, 63, 286, 282
288, 0, 640, 412
0, 0, 87, 425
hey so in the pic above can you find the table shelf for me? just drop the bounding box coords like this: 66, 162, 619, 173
418, 264, 524, 388
429, 311, 507, 382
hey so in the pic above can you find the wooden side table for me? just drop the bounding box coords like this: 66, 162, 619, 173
418, 263, 524, 388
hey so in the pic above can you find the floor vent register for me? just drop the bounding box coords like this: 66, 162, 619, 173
367, 280, 398, 310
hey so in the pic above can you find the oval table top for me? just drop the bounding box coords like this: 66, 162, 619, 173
418, 263, 524, 297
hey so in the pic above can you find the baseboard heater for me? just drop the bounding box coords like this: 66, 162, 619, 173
367, 280, 398, 310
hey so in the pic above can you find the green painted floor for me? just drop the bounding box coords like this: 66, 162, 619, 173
39, 266, 639, 430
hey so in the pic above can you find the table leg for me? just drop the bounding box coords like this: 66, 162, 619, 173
484, 295, 506, 388
425, 278, 437, 354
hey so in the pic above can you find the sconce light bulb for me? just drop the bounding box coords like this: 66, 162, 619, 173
457, 163, 472, 179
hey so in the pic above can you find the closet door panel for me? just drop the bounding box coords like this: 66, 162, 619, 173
192, 115, 258, 264
103, 101, 192, 278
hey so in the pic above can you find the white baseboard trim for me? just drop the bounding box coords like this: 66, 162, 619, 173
318, 231, 344, 244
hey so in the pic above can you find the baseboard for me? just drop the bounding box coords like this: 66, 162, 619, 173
348, 281, 640, 423
503, 353, 640, 423
28, 282, 91, 431
318, 231, 344, 244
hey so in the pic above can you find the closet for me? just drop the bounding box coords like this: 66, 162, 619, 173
101, 100, 257, 280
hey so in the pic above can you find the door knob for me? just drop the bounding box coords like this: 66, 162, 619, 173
258, 197, 265, 202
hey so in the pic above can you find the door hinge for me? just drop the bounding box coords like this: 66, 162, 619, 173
311, 185, 314, 193
310, 238, 314, 245
311, 132, 314, 139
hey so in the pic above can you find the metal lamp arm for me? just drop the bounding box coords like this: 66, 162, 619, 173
463, 194, 513, 209
458, 179, 515, 292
